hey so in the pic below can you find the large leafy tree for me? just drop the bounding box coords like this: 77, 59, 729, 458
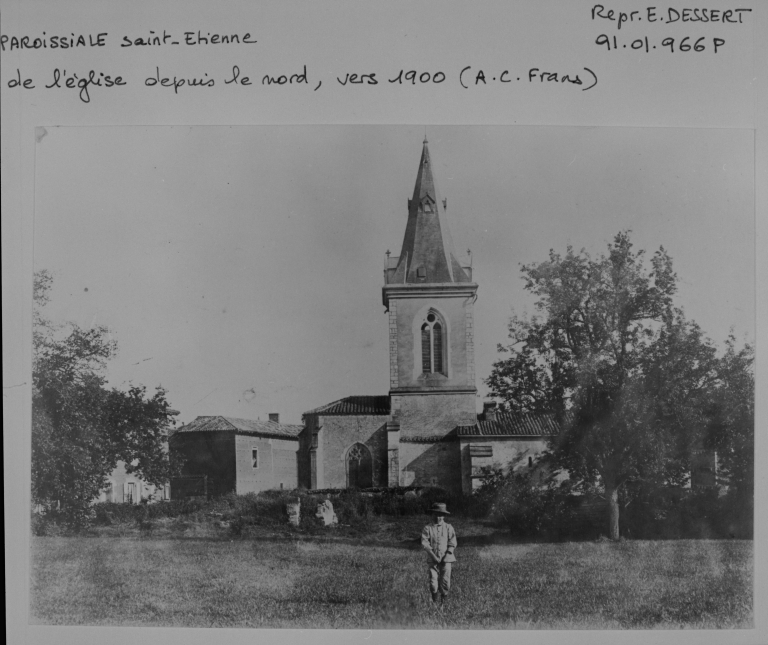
32, 270, 178, 525
638, 312, 722, 484
486, 232, 741, 539
703, 335, 754, 532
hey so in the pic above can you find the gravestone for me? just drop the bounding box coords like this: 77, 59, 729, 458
286, 499, 301, 526
315, 499, 338, 526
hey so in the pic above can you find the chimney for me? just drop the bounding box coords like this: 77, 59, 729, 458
268, 413, 279, 424
483, 401, 497, 422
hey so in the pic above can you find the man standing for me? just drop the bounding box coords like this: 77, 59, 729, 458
421, 502, 457, 604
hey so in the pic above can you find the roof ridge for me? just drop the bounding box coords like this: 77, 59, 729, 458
216, 415, 302, 427
174, 415, 303, 436
482, 408, 571, 417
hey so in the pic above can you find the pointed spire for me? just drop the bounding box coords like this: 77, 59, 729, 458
391, 139, 470, 284
412, 138, 437, 208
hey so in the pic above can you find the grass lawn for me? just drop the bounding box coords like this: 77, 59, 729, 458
30, 517, 752, 629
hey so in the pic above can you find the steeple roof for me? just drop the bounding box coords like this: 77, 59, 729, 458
389, 139, 471, 284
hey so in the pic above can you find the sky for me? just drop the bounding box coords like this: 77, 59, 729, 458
33, 125, 754, 426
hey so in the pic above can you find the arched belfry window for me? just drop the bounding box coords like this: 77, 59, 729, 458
421, 311, 446, 375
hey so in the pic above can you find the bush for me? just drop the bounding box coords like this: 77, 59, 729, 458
31, 505, 95, 535
296, 486, 478, 524
621, 485, 751, 539
225, 491, 292, 526
718, 489, 753, 539
137, 517, 156, 535
90, 498, 217, 526
475, 467, 597, 540
476, 465, 756, 542
227, 515, 248, 537
92, 502, 138, 526
31, 512, 64, 537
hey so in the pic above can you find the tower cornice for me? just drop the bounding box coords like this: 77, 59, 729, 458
382, 282, 477, 308
389, 387, 477, 395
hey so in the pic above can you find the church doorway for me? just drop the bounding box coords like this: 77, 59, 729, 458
346, 443, 372, 489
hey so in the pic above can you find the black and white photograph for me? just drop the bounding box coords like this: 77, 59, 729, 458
28, 125, 754, 629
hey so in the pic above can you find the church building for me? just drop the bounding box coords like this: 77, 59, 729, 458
298, 139, 560, 494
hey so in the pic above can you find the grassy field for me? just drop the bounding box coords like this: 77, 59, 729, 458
29, 516, 752, 629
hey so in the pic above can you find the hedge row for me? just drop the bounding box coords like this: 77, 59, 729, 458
32, 482, 751, 540
31, 485, 475, 535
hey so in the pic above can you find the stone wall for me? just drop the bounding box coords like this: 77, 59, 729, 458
234, 435, 299, 494
272, 439, 299, 490
394, 392, 476, 438
398, 439, 462, 492
458, 437, 550, 493
313, 414, 389, 489
393, 295, 474, 389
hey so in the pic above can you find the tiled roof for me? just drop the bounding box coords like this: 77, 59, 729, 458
173, 415, 302, 439
304, 396, 391, 416
457, 411, 572, 437
400, 433, 458, 443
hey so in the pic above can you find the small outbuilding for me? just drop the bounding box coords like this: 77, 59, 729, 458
170, 414, 302, 497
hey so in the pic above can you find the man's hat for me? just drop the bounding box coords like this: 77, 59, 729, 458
429, 502, 450, 515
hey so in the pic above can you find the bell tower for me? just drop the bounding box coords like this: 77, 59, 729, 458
383, 139, 478, 489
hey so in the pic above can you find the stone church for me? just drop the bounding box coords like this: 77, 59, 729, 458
297, 139, 559, 494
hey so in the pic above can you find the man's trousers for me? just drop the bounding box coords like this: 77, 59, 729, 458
428, 562, 452, 597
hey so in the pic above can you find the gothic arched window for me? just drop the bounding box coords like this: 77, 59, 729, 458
346, 443, 372, 489
421, 311, 446, 375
